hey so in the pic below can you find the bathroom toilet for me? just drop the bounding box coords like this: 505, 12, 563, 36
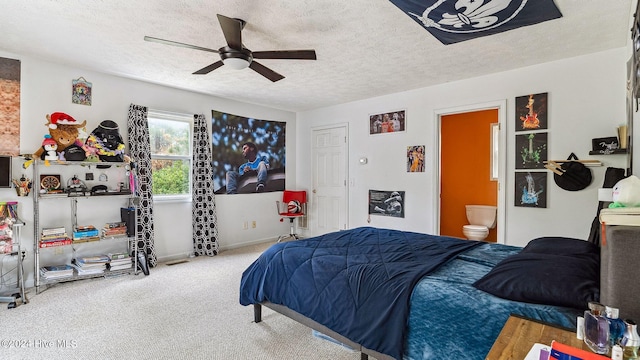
462, 205, 497, 241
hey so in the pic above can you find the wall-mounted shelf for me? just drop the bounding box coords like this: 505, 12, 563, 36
588, 149, 628, 155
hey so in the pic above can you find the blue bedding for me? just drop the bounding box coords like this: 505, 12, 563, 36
240, 227, 583, 360
239, 227, 482, 359
404, 242, 581, 359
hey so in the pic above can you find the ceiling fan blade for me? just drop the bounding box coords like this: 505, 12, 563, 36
249, 61, 285, 82
144, 36, 219, 54
252, 50, 317, 60
193, 61, 224, 75
217, 14, 244, 50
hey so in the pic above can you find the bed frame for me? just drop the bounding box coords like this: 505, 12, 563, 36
253, 302, 394, 360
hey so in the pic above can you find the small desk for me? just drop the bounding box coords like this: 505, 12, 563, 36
486, 315, 589, 360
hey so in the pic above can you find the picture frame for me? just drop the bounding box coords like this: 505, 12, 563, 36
514, 171, 547, 208
591, 137, 619, 154
369, 110, 406, 135
72, 77, 92, 106
515, 92, 548, 131
515, 132, 548, 170
368, 189, 405, 218
407, 145, 425, 172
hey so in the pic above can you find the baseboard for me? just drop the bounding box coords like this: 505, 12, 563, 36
158, 237, 277, 260
156, 252, 193, 264
219, 237, 277, 251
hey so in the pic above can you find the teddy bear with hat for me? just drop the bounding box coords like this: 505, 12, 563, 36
23, 112, 88, 168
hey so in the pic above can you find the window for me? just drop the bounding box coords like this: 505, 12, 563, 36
148, 110, 193, 200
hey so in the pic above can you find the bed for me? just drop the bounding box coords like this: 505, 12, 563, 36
239, 227, 600, 360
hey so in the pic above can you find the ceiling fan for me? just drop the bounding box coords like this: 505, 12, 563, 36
144, 14, 317, 82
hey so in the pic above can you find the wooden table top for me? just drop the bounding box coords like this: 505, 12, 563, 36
486, 315, 590, 360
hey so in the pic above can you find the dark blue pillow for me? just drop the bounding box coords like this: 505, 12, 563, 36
472, 251, 599, 310
521, 236, 598, 256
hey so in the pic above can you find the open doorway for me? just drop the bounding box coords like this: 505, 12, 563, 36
434, 100, 507, 244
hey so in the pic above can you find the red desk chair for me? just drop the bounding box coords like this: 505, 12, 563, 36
276, 190, 307, 242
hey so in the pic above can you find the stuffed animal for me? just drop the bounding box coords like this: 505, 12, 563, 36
40, 135, 58, 166
609, 175, 640, 208
84, 120, 126, 162
23, 112, 87, 168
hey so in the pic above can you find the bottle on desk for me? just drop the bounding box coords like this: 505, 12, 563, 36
622, 319, 639, 360
607, 306, 626, 348
584, 302, 610, 354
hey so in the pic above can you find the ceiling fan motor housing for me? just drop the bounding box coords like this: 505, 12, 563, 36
219, 46, 253, 65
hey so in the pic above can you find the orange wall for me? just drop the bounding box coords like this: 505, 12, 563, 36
440, 110, 498, 242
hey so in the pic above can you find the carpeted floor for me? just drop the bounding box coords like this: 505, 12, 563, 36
0, 241, 361, 360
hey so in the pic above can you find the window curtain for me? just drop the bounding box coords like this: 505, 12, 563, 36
192, 114, 219, 256
127, 104, 157, 267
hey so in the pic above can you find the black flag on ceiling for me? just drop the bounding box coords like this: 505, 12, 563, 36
388, 0, 563, 45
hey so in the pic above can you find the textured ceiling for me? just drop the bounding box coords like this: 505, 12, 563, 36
0, 0, 634, 112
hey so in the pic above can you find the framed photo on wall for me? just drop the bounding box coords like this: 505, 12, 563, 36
515, 132, 548, 170
407, 145, 425, 172
515, 92, 548, 131
369, 110, 406, 135
368, 190, 405, 218
72, 77, 92, 106
514, 171, 547, 208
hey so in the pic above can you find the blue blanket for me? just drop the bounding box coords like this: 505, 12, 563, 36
404, 243, 580, 359
239, 227, 482, 359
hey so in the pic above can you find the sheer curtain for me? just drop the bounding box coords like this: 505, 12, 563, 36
127, 104, 157, 266
192, 114, 219, 256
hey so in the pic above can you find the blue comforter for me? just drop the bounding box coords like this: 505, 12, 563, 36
239, 227, 482, 359
404, 242, 581, 359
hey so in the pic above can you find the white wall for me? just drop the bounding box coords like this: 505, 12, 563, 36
297, 47, 629, 247
0, 51, 295, 285
0, 45, 631, 289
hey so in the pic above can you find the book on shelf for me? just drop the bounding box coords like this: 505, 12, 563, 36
40, 264, 74, 279
75, 255, 110, 264
104, 221, 126, 229
75, 225, 97, 231
599, 207, 640, 226
72, 236, 100, 243
41, 226, 67, 236
102, 227, 127, 237
41, 264, 73, 272
110, 259, 132, 265
109, 258, 132, 265
41, 233, 70, 241
39, 239, 72, 248
108, 263, 132, 271
73, 225, 100, 239
70, 262, 105, 275
108, 252, 130, 260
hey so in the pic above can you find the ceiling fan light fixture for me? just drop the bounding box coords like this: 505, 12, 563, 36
222, 57, 250, 70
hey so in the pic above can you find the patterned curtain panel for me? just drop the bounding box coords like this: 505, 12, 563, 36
192, 114, 219, 256
127, 104, 157, 267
